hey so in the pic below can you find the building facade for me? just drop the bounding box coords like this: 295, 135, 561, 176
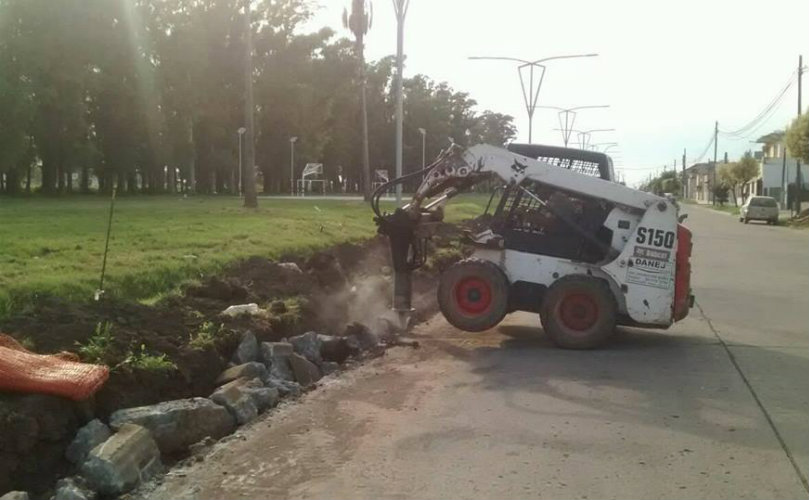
684, 163, 715, 203
753, 131, 805, 207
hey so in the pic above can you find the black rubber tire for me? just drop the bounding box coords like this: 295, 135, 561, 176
743, 218, 749, 224
438, 258, 509, 332
540, 276, 617, 349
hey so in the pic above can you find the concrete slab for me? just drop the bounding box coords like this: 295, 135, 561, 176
729, 345, 809, 483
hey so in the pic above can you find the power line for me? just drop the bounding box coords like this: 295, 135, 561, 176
723, 84, 795, 141
690, 133, 715, 164
719, 70, 797, 138
720, 70, 795, 136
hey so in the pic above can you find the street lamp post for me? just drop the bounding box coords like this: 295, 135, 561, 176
537, 105, 609, 147
418, 127, 426, 176
599, 143, 619, 154
237, 127, 246, 194
553, 128, 615, 150
289, 136, 298, 195
393, 0, 410, 205
550, 128, 615, 150
468, 54, 598, 143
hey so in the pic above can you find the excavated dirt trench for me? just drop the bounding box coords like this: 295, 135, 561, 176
0, 222, 469, 497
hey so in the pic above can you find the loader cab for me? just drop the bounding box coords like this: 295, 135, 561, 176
488, 181, 614, 264
478, 145, 615, 264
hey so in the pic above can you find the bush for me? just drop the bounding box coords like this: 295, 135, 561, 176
77, 321, 115, 364
121, 344, 177, 372
712, 184, 729, 205
188, 321, 224, 350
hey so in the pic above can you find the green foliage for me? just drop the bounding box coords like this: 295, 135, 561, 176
641, 170, 682, 196
121, 344, 177, 372
718, 162, 739, 205
77, 321, 116, 364
0, 195, 489, 319
735, 152, 760, 185
0, 0, 516, 195
189, 321, 224, 350
712, 184, 730, 205
711, 203, 740, 216
16, 335, 36, 351
785, 113, 809, 163
718, 153, 759, 206
718, 162, 735, 185
267, 296, 306, 331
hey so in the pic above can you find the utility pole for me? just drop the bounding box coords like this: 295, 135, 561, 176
242, 0, 258, 208
712, 121, 718, 205
781, 145, 787, 208
796, 54, 803, 215
682, 148, 687, 199
393, 0, 409, 205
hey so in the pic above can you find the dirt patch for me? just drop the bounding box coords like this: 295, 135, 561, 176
0, 222, 471, 497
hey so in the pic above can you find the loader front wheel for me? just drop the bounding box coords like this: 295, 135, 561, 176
540, 277, 616, 349
438, 259, 509, 332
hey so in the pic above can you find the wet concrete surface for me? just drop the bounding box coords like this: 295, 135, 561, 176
141, 206, 809, 499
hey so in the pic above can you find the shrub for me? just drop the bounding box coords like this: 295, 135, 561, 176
121, 344, 177, 372
77, 321, 115, 364
189, 321, 224, 350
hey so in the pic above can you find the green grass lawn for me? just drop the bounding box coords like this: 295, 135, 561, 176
0, 194, 488, 319
710, 204, 741, 216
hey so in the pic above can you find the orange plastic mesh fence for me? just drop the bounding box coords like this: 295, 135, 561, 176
0, 334, 109, 401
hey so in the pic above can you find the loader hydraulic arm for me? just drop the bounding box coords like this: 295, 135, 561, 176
371, 145, 489, 329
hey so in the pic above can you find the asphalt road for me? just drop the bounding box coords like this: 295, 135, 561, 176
143, 206, 809, 500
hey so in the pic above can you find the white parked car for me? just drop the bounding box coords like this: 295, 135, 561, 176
740, 196, 779, 225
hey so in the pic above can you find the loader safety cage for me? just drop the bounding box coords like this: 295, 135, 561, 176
507, 143, 616, 182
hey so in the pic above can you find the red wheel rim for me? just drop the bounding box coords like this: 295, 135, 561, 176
454, 277, 492, 315
557, 292, 599, 332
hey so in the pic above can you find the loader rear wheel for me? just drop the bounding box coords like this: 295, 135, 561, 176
540, 277, 616, 349
438, 258, 509, 332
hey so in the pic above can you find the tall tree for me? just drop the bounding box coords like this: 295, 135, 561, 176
0, 2, 34, 194
10, 0, 100, 193
734, 152, 760, 201
343, 0, 372, 200
785, 112, 809, 163
718, 162, 739, 206
241, 0, 258, 207
0, 0, 515, 197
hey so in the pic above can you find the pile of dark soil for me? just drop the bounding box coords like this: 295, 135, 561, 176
0, 222, 469, 497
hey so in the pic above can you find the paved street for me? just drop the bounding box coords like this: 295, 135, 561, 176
143, 206, 809, 500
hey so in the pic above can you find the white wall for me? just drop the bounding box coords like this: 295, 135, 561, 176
761, 157, 803, 189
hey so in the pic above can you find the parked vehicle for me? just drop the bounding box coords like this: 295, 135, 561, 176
740, 196, 779, 225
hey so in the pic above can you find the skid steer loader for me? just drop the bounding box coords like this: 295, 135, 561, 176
372, 143, 693, 349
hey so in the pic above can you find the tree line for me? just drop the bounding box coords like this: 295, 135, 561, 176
0, 0, 516, 196
640, 152, 760, 207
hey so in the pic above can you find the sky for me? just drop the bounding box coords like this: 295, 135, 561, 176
303, 0, 809, 186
